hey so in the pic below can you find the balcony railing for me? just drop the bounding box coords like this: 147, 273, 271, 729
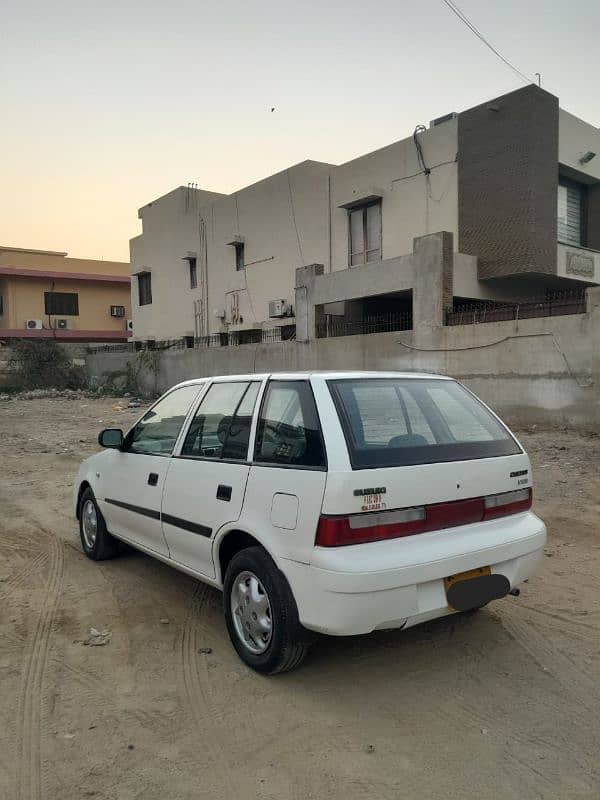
316, 312, 413, 339
446, 290, 586, 326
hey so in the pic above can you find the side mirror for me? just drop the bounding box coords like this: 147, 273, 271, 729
98, 428, 124, 449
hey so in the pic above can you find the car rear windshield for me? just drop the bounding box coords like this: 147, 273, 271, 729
327, 378, 521, 469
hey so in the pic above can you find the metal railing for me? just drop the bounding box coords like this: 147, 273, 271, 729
446, 290, 587, 326
87, 326, 297, 355
316, 312, 413, 339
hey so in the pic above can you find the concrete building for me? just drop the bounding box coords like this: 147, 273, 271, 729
129, 85, 600, 343
0, 246, 131, 342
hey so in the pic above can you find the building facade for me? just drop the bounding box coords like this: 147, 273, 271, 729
129, 85, 600, 343
0, 246, 131, 342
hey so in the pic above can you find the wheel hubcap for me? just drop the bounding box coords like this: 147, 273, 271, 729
82, 500, 98, 549
231, 571, 272, 655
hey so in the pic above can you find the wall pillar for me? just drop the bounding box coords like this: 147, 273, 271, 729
588, 286, 600, 389
412, 231, 454, 335
295, 263, 324, 342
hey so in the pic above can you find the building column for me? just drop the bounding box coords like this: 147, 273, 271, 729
295, 263, 324, 342
411, 231, 454, 334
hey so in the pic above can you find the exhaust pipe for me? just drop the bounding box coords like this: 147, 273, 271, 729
509, 588, 520, 597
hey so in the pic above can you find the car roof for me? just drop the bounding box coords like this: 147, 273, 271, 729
171, 370, 452, 389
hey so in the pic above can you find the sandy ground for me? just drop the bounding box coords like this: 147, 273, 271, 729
0, 395, 599, 800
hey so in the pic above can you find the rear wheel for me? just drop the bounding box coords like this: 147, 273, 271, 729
79, 488, 119, 561
223, 546, 309, 674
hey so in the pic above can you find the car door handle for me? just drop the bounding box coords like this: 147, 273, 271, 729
216, 484, 232, 502
148, 473, 159, 486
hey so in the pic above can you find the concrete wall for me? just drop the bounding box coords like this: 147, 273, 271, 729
558, 110, 600, 182
86, 288, 600, 431
329, 120, 458, 269
130, 187, 214, 341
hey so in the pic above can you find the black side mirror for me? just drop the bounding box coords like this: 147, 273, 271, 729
98, 428, 124, 449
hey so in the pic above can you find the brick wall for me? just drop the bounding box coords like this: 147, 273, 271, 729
458, 85, 559, 279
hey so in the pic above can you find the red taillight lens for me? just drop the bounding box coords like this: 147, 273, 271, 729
316, 488, 532, 547
315, 507, 425, 547
483, 487, 532, 519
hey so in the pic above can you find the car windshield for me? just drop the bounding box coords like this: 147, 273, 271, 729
328, 377, 521, 469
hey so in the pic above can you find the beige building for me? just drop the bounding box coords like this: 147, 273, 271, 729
130, 85, 600, 343
0, 246, 131, 341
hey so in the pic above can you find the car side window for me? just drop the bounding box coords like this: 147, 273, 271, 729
254, 381, 325, 468
221, 383, 261, 460
180, 382, 255, 459
125, 385, 202, 456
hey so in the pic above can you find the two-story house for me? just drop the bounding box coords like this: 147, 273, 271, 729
129, 85, 600, 344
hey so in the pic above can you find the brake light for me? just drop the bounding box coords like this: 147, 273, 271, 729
315, 487, 532, 547
315, 507, 425, 547
483, 488, 532, 519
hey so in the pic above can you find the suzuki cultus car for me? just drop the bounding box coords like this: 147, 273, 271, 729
74, 372, 546, 673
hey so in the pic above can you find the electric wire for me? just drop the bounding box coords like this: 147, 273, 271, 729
440, 0, 534, 85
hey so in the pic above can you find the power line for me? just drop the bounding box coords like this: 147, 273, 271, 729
440, 0, 534, 85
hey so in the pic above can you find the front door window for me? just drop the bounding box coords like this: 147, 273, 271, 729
125, 385, 202, 455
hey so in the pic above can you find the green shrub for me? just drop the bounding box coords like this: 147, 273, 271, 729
8, 339, 87, 390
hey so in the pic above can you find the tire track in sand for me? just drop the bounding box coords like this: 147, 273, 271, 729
14, 533, 64, 800
179, 582, 262, 796
498, 605, 599, 708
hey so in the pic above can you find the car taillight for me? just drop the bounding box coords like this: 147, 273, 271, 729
315, 507, 425, 547
315, 487, 532, 547
483, 487, 532, 519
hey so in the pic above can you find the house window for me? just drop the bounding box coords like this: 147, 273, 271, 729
44, 292, 79, 316
234, 242, 245, 271
187, 257, 197, 289
349, 201, 381, 266
138, 272, 152, 306
558, 178, 586, 247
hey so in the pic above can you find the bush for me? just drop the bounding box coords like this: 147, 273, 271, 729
8, 339, 87, 391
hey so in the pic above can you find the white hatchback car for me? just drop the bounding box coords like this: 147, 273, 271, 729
74, 372, 546, 673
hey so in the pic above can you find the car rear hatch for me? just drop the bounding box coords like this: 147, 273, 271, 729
317, 376, 532, 548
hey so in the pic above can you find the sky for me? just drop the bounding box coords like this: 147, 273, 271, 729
1, 0, 599, 262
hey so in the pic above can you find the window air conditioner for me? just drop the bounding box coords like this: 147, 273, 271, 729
268, 299, 291, 318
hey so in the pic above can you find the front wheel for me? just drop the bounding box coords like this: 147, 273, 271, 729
223, 546, 309, 674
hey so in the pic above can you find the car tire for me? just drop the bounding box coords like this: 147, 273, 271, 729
79, 487, 119, 561
223, 546, 310, 674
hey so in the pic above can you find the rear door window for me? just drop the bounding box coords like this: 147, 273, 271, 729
181, 381, 259, 460
254, 381, 326, 468
328, 378, 520, 468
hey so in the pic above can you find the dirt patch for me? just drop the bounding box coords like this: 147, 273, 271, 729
1, 398, 599, 799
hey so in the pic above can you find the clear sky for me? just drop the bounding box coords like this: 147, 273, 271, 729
1, 0, 599, 262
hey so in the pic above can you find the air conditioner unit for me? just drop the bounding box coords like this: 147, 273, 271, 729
110, 305, 126, 318
25, 319, 43, 330
126, 319, 134, 332
268, 299, 291, 319
53, 318, 72, 330
430, 112, 457, 128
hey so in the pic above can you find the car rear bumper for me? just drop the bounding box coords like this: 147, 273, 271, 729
282, 511, 546, 636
